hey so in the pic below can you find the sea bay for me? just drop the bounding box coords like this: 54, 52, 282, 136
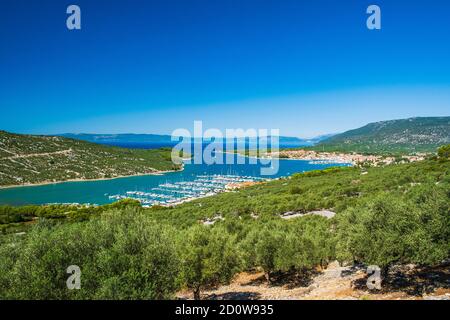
0, 152, 349, 206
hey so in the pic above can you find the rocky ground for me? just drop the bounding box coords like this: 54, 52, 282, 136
177, 261, 450, 300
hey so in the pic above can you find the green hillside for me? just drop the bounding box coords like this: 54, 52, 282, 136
312, 117, 450, 154
0, 131, 181, 187
0, 148, 449, 299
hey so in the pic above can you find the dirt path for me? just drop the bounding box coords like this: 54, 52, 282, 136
0, 149, 72, 160
0, 146, 15, 155
177, 262, 450, 300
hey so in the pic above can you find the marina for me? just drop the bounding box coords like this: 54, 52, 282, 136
107, 174, 267, 206
0, 154, 350, 206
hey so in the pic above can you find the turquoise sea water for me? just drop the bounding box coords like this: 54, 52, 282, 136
0, 154, 349, 206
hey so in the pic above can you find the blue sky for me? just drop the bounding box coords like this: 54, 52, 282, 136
1, 0, 449, 137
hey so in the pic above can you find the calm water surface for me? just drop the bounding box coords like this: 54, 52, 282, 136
0, 153, 349, 206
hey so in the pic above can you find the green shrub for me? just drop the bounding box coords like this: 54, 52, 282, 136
0, 209, 181, 299
178, 225, 241, 300
438, 144, 450, 159
335, 189, 449, 273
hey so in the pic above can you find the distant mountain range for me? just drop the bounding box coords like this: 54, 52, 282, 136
58, 133, 333, 147
313, 117, 450, 154
59, 133, 174, 144
58, 116, 450, 154
1, 116, 448, 186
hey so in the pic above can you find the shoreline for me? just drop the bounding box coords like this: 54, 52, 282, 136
223, 150, 353, 164
0, 166, 184, 190
230, 149, 426, 166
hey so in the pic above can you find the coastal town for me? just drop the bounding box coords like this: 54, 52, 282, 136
267, 149, 427, 166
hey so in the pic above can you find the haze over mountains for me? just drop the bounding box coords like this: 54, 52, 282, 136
58, 133, 332, 148
58, 117, 449, 154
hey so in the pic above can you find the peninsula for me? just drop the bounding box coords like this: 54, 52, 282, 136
0, 130, 182, 188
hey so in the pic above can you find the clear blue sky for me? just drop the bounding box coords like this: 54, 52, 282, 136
1, 0, 449, 137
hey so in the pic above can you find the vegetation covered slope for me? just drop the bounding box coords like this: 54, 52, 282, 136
0, 130, 181, 187
0, 147, 448, 300
311, 117, 450, 154
150, 153, 450, 226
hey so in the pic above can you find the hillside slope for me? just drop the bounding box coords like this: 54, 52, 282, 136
0, 149, 448, 299
313, 117, 450, 154
0, 131, 180, 187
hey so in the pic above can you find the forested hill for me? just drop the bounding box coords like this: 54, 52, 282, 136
0, 130, 180, 187
312, 117, 450, 154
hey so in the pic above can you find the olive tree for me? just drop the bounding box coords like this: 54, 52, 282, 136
336, 189, 449, 276
179, 224, 241, 300
0, 209, 181, 299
